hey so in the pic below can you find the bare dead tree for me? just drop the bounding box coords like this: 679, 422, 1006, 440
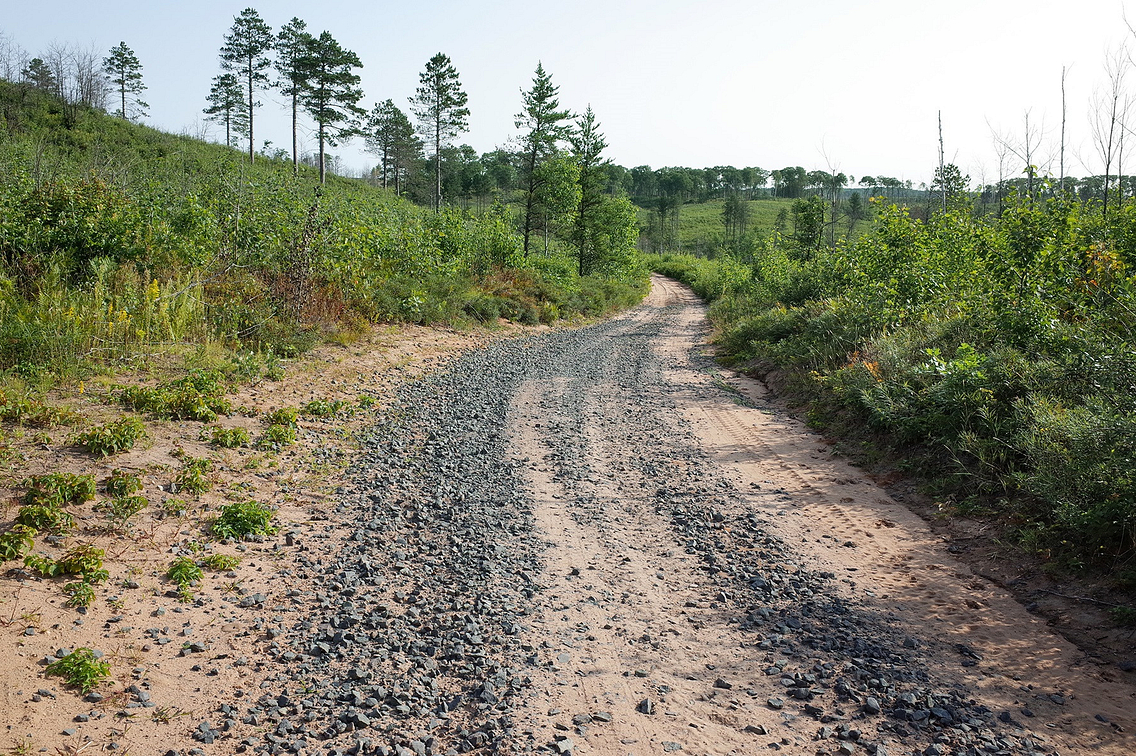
1060, 65, 1069, 194
0, 32, 28, 82
1090, 44, 1128, 219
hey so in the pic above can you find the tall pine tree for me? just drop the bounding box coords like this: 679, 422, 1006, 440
204, 72, 247, 148
298, 31, 364, 184
219, 8, 273, 163
275, 17, 311, 174
102, 42, 147, 121
410, 53, 469, 213
516, 63, 572, 257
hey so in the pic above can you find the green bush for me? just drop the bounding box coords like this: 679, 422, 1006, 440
24, 473, 96, 507
104, 469, 143, 497
166, 556, 202, 588
25, 544, 108, 583
211, 500, 277, 540
74, 416, 145, 456
45, 647, 110, 694
0, 524, 36, 561
263, 407, 300, 426
257, 423, 296, 450
302, 399, 349, 417
173, 456, 212, 495
16, 504, 75, 535
201, 553, 241, 571
210, 425, 250, 448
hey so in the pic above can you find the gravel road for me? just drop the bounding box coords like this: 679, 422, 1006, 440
210, 276, 1135, 756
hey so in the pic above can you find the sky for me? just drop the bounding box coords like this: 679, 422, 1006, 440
3, 0, 1135, 186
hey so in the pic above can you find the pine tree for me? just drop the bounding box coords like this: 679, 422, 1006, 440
516, 63, 572, 257
365, 99, 421, 193
275, 17, 311, 174
102, 42, 147, 120
204, 72, 247, 148
219, 7, 273, 163
297, 31, 364, 184
410, 53, 469, 212
22, 58, 56, 92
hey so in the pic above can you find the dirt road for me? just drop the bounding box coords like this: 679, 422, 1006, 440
508, 276, 1136, 755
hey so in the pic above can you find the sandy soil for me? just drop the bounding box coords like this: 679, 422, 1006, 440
0, 323, 517, 755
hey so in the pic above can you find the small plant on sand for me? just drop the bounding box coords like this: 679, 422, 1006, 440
0, 525, 36, 562
45, 647, 110, 694
201, 553, 241, 571
24, 473, 96, 507
99, 495, 148, 530
104, 469, 143, 497
16, 504, 75, 535
25, 544, 109, 584
256, 423, 296, 450
73, 416, 145, 456
210, 426, 250, 448
302, 398, 349, 417
166, 556, 202, 601
211, 500, 277, 540
263, 407, 299, 426
62, 580, 96, 609
173, 456, 212, 495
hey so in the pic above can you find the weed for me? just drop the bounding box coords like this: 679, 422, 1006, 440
263, 407, 300, 426
210, 426, 250, 448
119, 370, 232, 422
62, 580, 96, 609
0, 525, 36, 561
0, 391, 78, 427
158, 498, 188, 518
166, 557, 202, 588
25, 544, 109, 583
256, 423, 296, 450
44, 647, 110, 694
357, 395, 375, 409
104, 469, 142, 497
73, 416, 145, 456
150, 705, 187, 724
211, 500, 277, 540
99, 495, 148, 529
173, 456, 212, 495
200, 553, 240, 571
24, 473, 96, 507
16, 505, 75, 535
302, 399, 349, 417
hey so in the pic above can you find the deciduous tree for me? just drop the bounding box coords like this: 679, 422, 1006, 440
410, 53, 469, 212
102, 42, 147, 121
219, 7, 274, 163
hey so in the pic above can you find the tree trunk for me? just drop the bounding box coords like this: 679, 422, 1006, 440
247, 57, 254, 164
291, 90, 298, 175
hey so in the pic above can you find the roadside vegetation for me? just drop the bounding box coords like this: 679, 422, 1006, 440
649, 176, 1136, 585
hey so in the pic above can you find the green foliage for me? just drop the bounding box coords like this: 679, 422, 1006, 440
16, 505, 75, 535
45, 647, 110, 694
0, 391, 78, 426
652, 191, 1136, 568
302, 399, 349, 417
120, 369, 232, 422
166, 556, 202, 588
173, 456, 212, 495
211, 500, 277, 540
256, 423, 296, 450
63, 580, 96, 609
24, 473, 96, 507
100, 495, 148, 528
25, 544, 109, 583
263, 407, 300, 426
0, 525, 37, 561
201, 553, 241, 571
210, 425, 250, 448
104, 469, 142, 497
73, 416, 145, 456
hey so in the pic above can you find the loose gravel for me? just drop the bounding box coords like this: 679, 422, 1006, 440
200, 296, 1067, 756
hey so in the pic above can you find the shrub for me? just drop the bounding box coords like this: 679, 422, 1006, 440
104, 469, 142, 497
45, 647, 110, 694
16, 504, 75, 535
302, 399, 349, 417
0, 525, 36, 561
257, 423, 296, 450
211, 500, 277, 540
211, 425, 250, 448
74, 416, 145, 456
100, 495, 148, 528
